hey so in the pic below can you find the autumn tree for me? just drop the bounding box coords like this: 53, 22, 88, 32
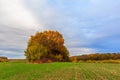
0, 57, 8, 62
70, 53, 120, 62
25, 30, 69, 63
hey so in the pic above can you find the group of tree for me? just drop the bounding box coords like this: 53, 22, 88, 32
70, 53, 120, 62
25, 30, 69, 63
0, 57, 8, 62
24, 30, 120, 63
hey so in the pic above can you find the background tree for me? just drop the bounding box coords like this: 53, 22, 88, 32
0, 57, 8, 62
70, 53, 120, 62
25, 30, 69, 63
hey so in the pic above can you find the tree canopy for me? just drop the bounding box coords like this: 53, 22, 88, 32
25, 30, 69, 63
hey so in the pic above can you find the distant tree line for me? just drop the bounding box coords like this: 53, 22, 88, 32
70, 53, 120, 61
0, 57, 8, 62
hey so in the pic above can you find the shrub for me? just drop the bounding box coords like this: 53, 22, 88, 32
0, 57, 8, 62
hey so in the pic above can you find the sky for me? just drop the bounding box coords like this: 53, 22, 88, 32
0, 0, 120, 58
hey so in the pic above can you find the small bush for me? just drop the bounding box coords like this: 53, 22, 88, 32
0, 57, 8, 62
101, 60, 120, 63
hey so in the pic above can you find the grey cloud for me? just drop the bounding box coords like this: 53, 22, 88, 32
25, 0, 120, 55
0, 0, 44, 58
1, 0, 120, 58
0, 25, 37, 58
0, 49, 24, 59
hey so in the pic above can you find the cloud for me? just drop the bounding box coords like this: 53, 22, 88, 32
0, 0, 44, 58
0, 0, 44, 30
0, 49, 24, 59
69, 47, 96, 56
0, 25, 35, 58
0, 0, 120, 58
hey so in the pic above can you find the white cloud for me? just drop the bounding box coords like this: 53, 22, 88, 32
69, 47, 96, 56
0, 0, 45, 58
0, 0, 43, 30
0, 0, 120, 58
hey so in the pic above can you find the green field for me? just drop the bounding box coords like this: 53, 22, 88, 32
0, 62, 120, 80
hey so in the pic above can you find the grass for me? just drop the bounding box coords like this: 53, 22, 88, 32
0, 62, 120, 80
8, 59, 26, 63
